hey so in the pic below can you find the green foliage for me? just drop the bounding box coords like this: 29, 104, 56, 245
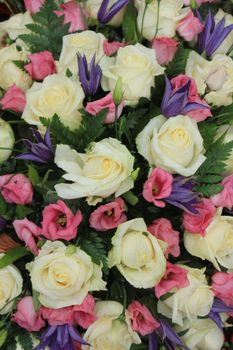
122, 2, 139, 44
32, 289, 41, 311
28, 165, 40, 186
213, 103, 233, 125
17, 330, 33, 350
198, 122, 218, 151
0, 247, 29, 269
166, 44, 191, 77
15, 205, 34, 219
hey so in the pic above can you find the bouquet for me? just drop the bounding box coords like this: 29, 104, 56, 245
0, 0, 233, 349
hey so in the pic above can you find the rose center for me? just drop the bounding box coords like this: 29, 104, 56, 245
57, 214, 67, 228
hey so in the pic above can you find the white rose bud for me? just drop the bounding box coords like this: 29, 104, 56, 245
0, 118, 15, 163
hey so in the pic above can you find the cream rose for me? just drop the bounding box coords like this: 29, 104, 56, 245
22, 74, 84, 130
157, 265, 214, 326
0, 118, 15, 163
214, 9, 233, 55
58, 30, 105, 75
184, 211, 233, 270
108, 218, 166, 288
55, 138, 135, 200
86, 0, 127, 27
136, 115, 206, 176
0, 12, 33, 41
186, 51, 233, 106
82, 301, 141, 350
216, 125, 233, 176
27, 241, 106, 308
0, 44, 32, 91
101, 43, 164, 105
0, 254, 23, 315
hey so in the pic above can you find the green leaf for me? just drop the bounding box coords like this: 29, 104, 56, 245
198, 122, 218, 151
166, 44, 191, 77
28, 165, 40, 186
0, 329, 7, 347
32, 289, 41, 311
122, 2, 139, 44
6, 336, 16, 350
160, 292, 174, 301
194, 183, 223, 197
17, 330, 33, 350
12, 60, 26, 70
15, 205, 34, 219
0, 247, 29, 269
0, 193, 6, 215
215, 103, 233, 125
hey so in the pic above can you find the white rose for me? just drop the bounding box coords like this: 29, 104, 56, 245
0, 118, 15, 163
82, 301, 141, 350
215, 125, 233, 176
22, 74, 84, 130
214, 9, 233, 56
108, 218, 166, 288
86, 0, 127, 27
58, 30, 105, 75
0, 12, 33, 41
157, 265, 214, 326
136, 115, 206, 176
0, 254, 23, 315
101, 43, 164, 105
135, 0, 187, 41
27, 241, 106, 308
55, 138, 135, 200
186, 51, 233, 106
184, 212, 233, 270
0, 44, 32, 91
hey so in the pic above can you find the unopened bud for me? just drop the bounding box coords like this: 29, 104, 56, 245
113, 77, 123, 106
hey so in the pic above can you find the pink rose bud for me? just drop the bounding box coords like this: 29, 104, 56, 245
128, 301, 160, 336
177, 10, 204, 42
152, 37, 178, 65
41, 200, 82, 241
25, 51, 56, 81
183, 198, 216, 236
143, 168, 173, 208
0, 84, 26, 113
13, 218, 41, 255
211, 174, 233, 210
24, 0, 44, 14
12, 296, 45, 331
54, 1, 89, 33
0, 174, 33, 205
148, 218, 180, 258
103, 39, 125, 56
85, 92, 124, 124
89, 198, 127, 231
155, 262, 189, 299
212, 272, 233, 306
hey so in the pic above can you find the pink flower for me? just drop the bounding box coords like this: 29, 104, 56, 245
128, 301, 160, 336
13, 218, 40, 255
0, 174, 33, 205
155, 262, 189, 299
148, 218, 180, 258
41, 200, 82, 241
177, 10, 204, 42
25, 51, 56, 81
170, 74, 212, 122
41, 306, 74, 326
0, 84, 26, 113
89, 198, 127, 232
86, 93, 124, 124
183, 198, 216, 236
211, 175, 233, 210
151, 37, 178, 65
12, 296, 45, 331
24, 0, 44, 14
54, 1, 89, 33
103, 39, 125, 56
212, 272, 233, 306
143, 168, 173, 208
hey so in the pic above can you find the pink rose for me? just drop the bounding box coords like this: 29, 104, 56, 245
103, 39, 125, 56
89, 198, 127, 232
211, 175, 233, 210
0, 84, 26, 113
12, 296, 45, 332
212, 272, 233, 306
148, 218, 180, 258
155, 262, 189, 299
152, 37, 178, 65
24, 0, 44, 14
54, 1, 89, 33
13, 218, 40, 255
41, 200, 82, 241
170, 74, 212, 122
128, 301, 160, 336
41, 305, 74, 326
143, 168, 173, 208
177, 10, 203, 42
183, 198, 216, 236
25, 51, 56, 81
85, 92, 124, 124
0, 174, 33, 205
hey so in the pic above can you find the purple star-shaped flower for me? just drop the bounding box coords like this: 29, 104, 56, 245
97, 0, 129, 24
77, 54, 102, 97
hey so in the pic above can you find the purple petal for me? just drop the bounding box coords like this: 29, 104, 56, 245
149, 333, 158, 350
0, 217, 6, 231
208, 311, 224, 329
99, 0, 129, 23
30, 128, 44, 143
67, 326, 89, 345
97, 0, 110, 21
161, 76, 173, 109
16, 153, 48, 163
211, 298, 233, 313
198, 11, 215, 53
181, 102, 210, 113
77, 54, 89, 95
44, 126, 54, 153
159, 319, 189, 350
207, 22, 233, 56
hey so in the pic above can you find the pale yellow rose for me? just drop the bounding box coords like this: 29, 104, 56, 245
0, 118, 15, 163
0, 12, 33, 41
86, 0, 127, 27
27, 241, 106, 308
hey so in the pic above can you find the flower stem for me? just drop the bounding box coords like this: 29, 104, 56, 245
114, 104, 119, 139
154, 0, 161, 37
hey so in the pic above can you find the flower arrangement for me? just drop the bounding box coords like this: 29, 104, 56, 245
0, 0, 233, 349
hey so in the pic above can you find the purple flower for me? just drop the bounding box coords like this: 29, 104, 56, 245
0, 217, 6, 232
197, 11, 233, 57
157, 319, 189, 350
161, 76, 208, 118
16, 127, 54, 164
77, 54, 102, 97
208, 298, 233, 329
148, 333, 158, 350
97, 0, 129, 24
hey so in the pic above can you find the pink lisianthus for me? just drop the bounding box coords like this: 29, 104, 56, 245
25, 51, 56, 81
177, 10, 204, 42
155, 262, 189, 299
211, 174, 233, 210
127, 301, 160, 336
147, 218, 180, 258
41, 200, 82, 241
89, 198, 127, 231
24, 0, 44, 14
0, 174, 33, 205
151, 37, 178, 65
183, 198, 216, 236
0, 84, 26, 113
103, 39, 125, 56
13, 218, 41, 255
212, 272, 233, 306
54, 1, 89, 33
143, 168, 173, 208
